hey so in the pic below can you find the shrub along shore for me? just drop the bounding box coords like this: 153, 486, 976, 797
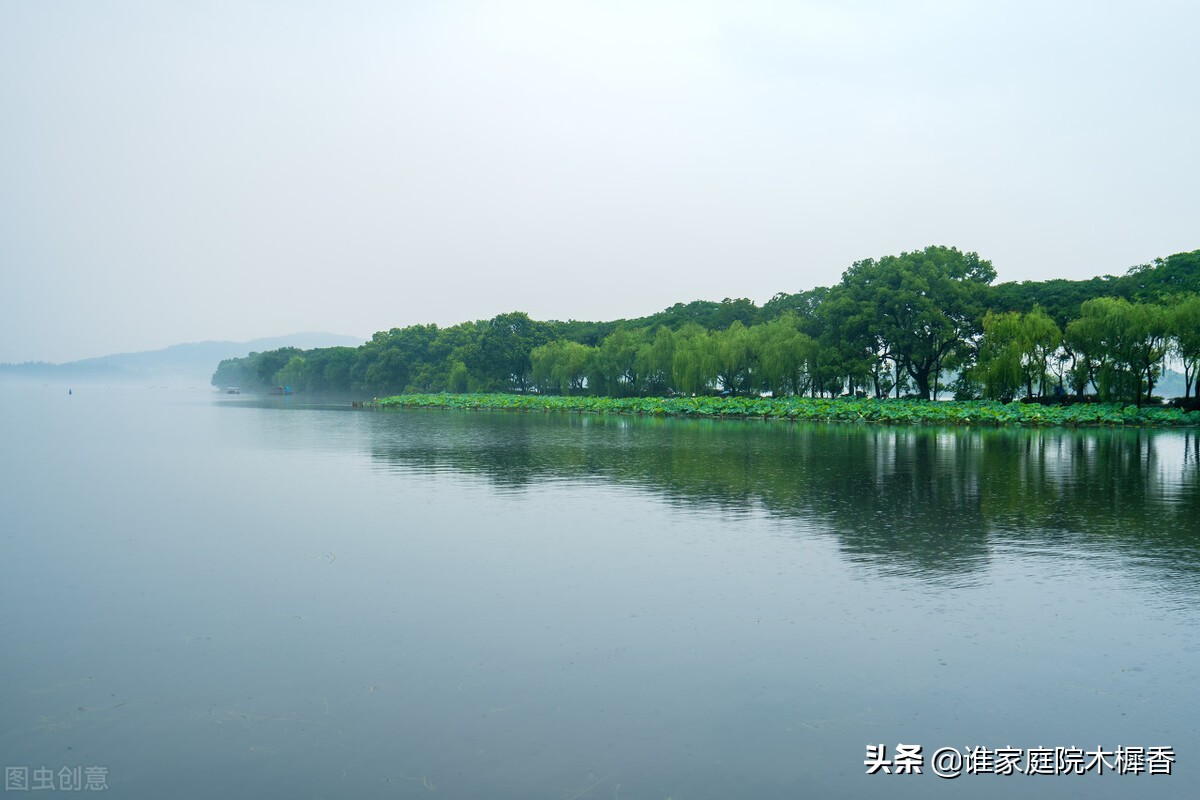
365, 393, 1199, 428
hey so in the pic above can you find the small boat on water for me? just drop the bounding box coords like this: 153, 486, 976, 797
225, 387, 240, 394
269, 385, 293, 396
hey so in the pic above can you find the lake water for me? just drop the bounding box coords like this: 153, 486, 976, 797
2, 384, 1198, 799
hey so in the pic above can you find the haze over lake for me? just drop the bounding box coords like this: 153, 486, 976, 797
2, 384, 1197, 798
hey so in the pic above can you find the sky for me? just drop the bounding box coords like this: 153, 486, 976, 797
2, 0, 1197, 363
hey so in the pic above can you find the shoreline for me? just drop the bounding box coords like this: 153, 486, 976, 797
363, 393, 1200, 428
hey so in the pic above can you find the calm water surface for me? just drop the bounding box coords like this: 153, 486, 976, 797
2, 385, 1198, 799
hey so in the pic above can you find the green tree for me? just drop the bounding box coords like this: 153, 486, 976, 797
447, 360, 470, 393
1169, 295, 1200, 399
672, 323, 716, 396
975, 312, 1023, 400
975, 307, 1062, 400
753, 313, 813, 396
466, 312, 552, 391
253, 347, 302, 387
1121, 250, 1200, 301
817, 285, 881, 397
532, 340, 594, 395
590, 328, 643, 396
711, 321, 755, 394
1020, 308, 1062, 397
839, 246, 996, 400
306, 347, 357, 392
1066, 298, 1169, 405
411, 322, 480, 391
636, 327, 676, 395
530, 343, 559, 393
357, 325, 441, 394
212, 355, 260, 389
274, 355, 310, 390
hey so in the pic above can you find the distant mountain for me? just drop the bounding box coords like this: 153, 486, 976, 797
1155, 368, 1189, 400
0, 332, 365, 384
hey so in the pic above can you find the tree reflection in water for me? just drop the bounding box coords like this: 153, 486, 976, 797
366, 410, 1200, 583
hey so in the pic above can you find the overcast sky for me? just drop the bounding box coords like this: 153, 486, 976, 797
2, 0, 1197, 363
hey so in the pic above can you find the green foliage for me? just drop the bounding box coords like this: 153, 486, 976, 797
255, 347, 302, 386
1066, 298, 1170, 406
1122, 250, 1200, 301
447, 360, 470, 393
589, 327, 642, 396
1169, 295, 1200, 399
211, 355, 260, 389
986, 276, 1121, 330
616, 297, 762, 332
369, 392, 1198, 428
274, 355, 310, 389
210, 248, 1200, 405
975, 307, 1062, 399
531, 340, 593, 395
976, 312, 1024, 399
839, 246, 996, 400
753, 313, 814, 396
711, 321, 754, 394
671, 323, 716, 396
638, 326, 676, 394
466, 312, 553, 392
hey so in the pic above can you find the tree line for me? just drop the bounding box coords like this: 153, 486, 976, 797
212, 246, 1200, 406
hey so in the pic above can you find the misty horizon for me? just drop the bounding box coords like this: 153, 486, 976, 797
3, 1, 1197, 364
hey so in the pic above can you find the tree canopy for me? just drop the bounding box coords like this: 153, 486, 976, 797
212, 247, 1200, 405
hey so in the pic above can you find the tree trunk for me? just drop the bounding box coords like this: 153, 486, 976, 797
911, 370, 932, 401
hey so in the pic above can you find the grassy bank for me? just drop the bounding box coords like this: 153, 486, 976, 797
367, 393, 1200, 427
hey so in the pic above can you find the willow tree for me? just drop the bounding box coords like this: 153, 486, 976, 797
636, 326, 676, 395
1066, 297, 1169, 405
975, 312, 1023, 400
672, 323, 716, 396
1170, 295, 1200, 399
753, 313, 814, 396
531, 340, 593, 395
975, 307, 1062, 399
712, 321, 755, 394
589, 328, 642, 396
